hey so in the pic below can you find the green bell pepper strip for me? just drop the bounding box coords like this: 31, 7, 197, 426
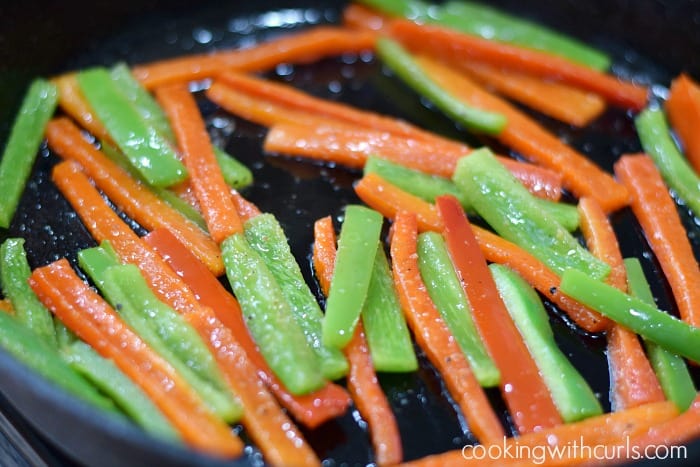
623, 258, 696, 411
77, 68, 187, 188
454, 148, 610, 280
62, 340, 180, 442
376, 38, 507, 135
0, 238, 57, 347
0, 310, 116, 413
109, 63, 253, 190
559, 268, 700, 363
360, 245, 418, 373
364, 156, 579, 231
357, 0, 610, 70
0, 79, 58, 228
110, 63, 176, 141
99, 140, 208, 231
417, 231, 500, 386
635, 108, 700, 218
434, 1, 610, 71
222, 232, 325, 395
357, 0, 431, 18
244, 213, 349, 380
78, 247, 242, 422
490, 263, 602, 422
322, 205, 384, 349
212, 149, 253, 189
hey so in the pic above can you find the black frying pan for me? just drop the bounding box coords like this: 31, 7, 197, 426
1, 1, 700, 465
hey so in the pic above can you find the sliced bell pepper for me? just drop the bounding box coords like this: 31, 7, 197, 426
0, 79, 58, 228
624, 258, 696, 411
559, 269, 700, 363
490, 263, 602, 422
454, 148, 609, 280
376, 37, 507, 135
635, 107, 700, 218
244, 213, 348, 380
221, 232, 325, 395
322, 205, 384, 349
0, 238, 57, 347
417, 231, 500, 387
76, 68, 187, 187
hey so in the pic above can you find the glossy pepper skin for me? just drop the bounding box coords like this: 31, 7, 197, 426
244, 213, 349, 380
0, 79, 58, 228
376, 38, 507, 135
358, 0, 610, 70
77, 67, 187, 188
635, 108, 700, 218
417, 231, 500, 387
624, 258, 696, 411
359, 246, 418, 373
490, 263, 602, 422
454, 148, 609, 280
364, 156, 579, 231
0, 238, 57, 347
109, 62, 252, 190
222, 232, 325, 396
560, 268, 700, 363
78, 246, 242, 422
322, 205, 384, 349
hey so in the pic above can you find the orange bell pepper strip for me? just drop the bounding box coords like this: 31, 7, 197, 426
45, 117, 224, 276
401, 400, 678, 467
578, 197, 665, 410
313, 216, 402, 466
390, 210, 505, 444
155, 84, 242, 243
666, 74, 700, 175
389, 19, 648, 111
414, 55, 629, 212
265, 122, 562, 200
622, 395, 700, 457
342, 3, 391, 33
51, 160, 319, 466
132, 26, 377, 89
143, 227, 351, 429
29, 259, 243, 458
52, 73, 111, 142
614, 154, 700, 329
460, 62, 606, 127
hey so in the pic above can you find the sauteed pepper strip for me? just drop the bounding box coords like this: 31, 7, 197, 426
417, 231, 500, 387
365, 156, 579, 231
377, 38, 507, 135
0, 79, 57, 228
0, 238, 57, 347
77, 68, 187, 187
635, 108, 700, 218
559, 269, 700, 363
244, 213, 349, 380
79, 247, 242, 422
624, 258, 696, 411
322, 205, 384, 349
454, 148, 610, 280
490, 263, 603, 422
222, 233, 325, 395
